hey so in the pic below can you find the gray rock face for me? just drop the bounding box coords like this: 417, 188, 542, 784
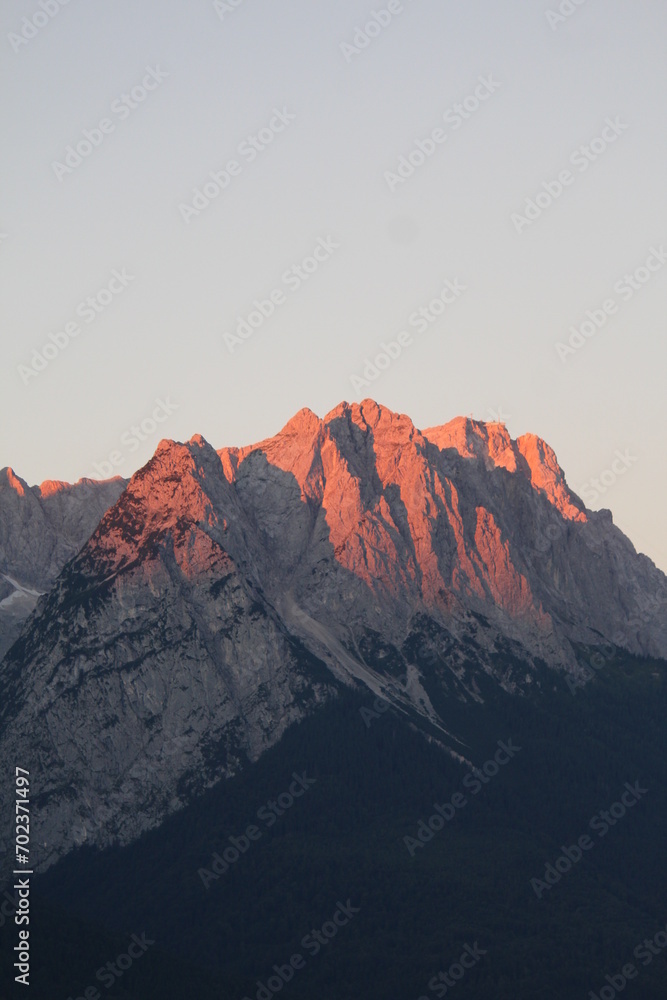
219, 401, 667, 667
0, 440, 336, 872
0, 400, 665, 873
0, 469, 126, 658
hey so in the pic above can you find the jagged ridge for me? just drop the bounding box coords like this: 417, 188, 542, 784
0, 400, 665, 872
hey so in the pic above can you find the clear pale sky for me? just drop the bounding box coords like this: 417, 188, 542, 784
1, 0, 665, 571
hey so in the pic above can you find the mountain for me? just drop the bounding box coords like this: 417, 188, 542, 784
218, 401, 666, 666
0, 400, 665, 876
26, 661, 667, 1000
0, 469, 126, 658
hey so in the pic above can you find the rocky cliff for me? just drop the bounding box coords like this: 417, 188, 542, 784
0, 469, 126, 658
1, 400, 665, 872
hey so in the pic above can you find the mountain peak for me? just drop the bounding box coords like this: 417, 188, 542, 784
36, 479, 71, 498
0, 467, 28, 496
324, 398, 415, 435
423, 415, 516, 469
187, 432, 210, 449
148, 435, 217, 472
155, 437, 178, 455
279, 406, 322, 436
516, 433, 585, 522
421, 414, 585, 522
2, 399, 666, 876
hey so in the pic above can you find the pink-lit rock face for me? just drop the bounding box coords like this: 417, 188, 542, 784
515, 433, 586, 522
2, 467, 28, 496
423, 416, 519, 473
423, 416, 586, 522
87, 438, 223, 581
3, 400, 661, 668
36, 479, 72, 498
472, 507, 543, 619
219, 400, 667, 662
2, 399, 666, 871
214, 400, 585, 632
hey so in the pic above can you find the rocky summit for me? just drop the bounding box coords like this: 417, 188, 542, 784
0, 399, 665, 873
0, 469, 126, 659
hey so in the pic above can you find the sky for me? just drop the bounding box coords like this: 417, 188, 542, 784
1, 0, 665, 572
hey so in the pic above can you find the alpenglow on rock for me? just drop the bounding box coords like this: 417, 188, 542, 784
0, 399, 665, 873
